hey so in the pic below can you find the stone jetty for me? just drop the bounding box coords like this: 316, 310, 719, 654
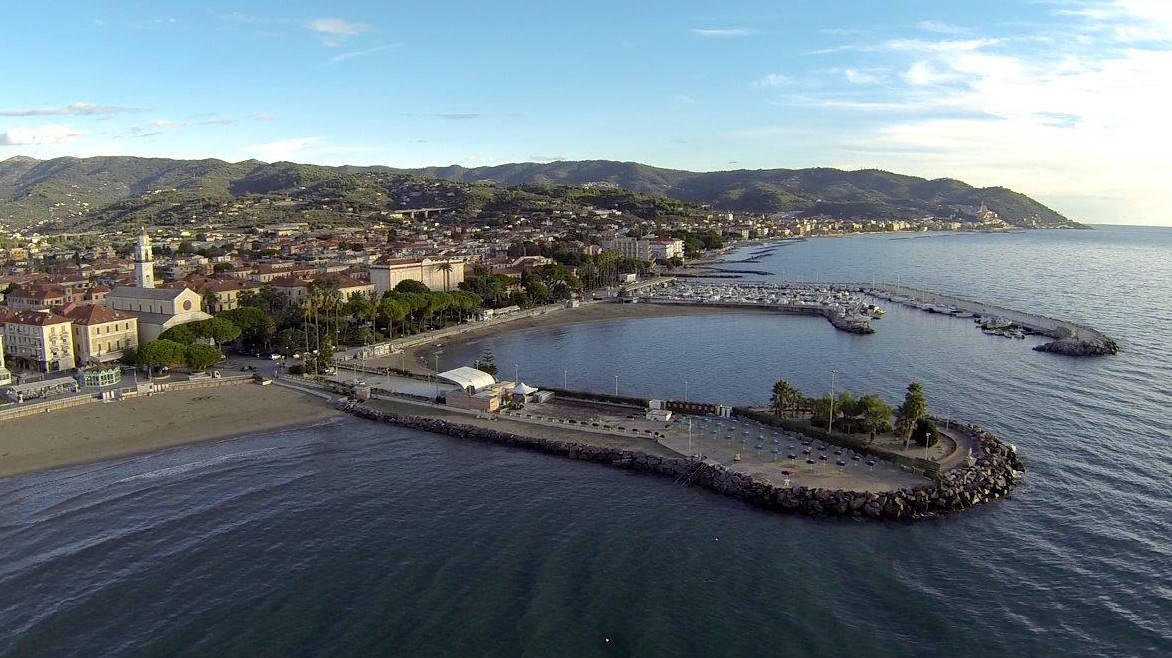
339, 402, 1024, 521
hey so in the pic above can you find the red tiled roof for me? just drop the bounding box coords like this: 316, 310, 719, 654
0, 308, 71, 326
62, 304, 136, 325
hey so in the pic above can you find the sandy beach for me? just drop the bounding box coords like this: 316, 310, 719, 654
0, 384, 339, 479
397, 302, 777, 374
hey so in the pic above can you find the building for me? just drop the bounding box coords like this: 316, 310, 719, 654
0, 308, 76, 372
601, 236, 644, 261
438, 366, 506, 412
5, 286, 70, 310
105, 229, 211, 343
601, 236, 684, 262
133, 227, 155, 289
163, 276, 263, 313
269, 274, 375, 305
370, 258, 465, 295
62, 303, 139, 366
104, 286, 211, 343
0, 333, 11, 385
646, 238, 684, 261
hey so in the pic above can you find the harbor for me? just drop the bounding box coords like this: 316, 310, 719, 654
632, 280, 878, 334
611, 278, 1116, 355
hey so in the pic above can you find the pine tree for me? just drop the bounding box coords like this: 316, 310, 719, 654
895, 382, 928, 449
476, 348, 498, 376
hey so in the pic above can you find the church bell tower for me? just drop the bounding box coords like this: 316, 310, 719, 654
134, 227, 155, 288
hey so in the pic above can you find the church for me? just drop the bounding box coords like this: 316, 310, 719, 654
104, 228, 211, 344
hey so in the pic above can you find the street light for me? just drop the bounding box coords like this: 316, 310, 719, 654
827, 369, 838, 433
563, 369, 568, 389
514, 363, 519, 383
684, 379, 688, 402
614, 375, 619, 396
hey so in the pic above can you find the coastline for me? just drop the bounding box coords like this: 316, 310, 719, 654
0, 385, 339, 479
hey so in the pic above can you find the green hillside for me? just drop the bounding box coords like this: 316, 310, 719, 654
0, 155, 1081, 231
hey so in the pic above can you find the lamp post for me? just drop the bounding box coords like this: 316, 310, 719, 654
563, 369, 567, 389
828, 369, 837, 433
684, 379, 688, 402
688, 417, 693, 459
614, 375, 619, 396
514, 363, 519, 383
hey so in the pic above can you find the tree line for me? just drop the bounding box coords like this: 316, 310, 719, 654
771, 379, 936, 448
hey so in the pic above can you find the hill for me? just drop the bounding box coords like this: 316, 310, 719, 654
0, 155, 1080, 231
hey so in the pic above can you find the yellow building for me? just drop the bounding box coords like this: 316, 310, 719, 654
63, 303, 139, 366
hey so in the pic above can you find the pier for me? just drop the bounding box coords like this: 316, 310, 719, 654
851, 282, 1119, 355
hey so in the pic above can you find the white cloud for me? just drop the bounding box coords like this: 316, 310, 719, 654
323, 43, 396, 66
880, 38, 1001, 53
752, 73, 792, 87
0, 102, 141, 117
243, 136, 325, 161
306, 17, 371, 46
773, 1, 1172, 222
916, 20, 970, 35
844, 68, 885, 84
0, 124, 87, 145
673, 93, 697, 104
691, 28, 758, 38
901, 60, 960, 86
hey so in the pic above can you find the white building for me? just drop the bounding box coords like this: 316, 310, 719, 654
0, 333, 11, 385
0, 309, 76, 373
105, 286, 211, 344
601, 236, 684, 262
370, 257, 466, 295
133, 227, 155, 289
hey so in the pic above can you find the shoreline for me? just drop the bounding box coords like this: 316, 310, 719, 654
0, 384, 339, 479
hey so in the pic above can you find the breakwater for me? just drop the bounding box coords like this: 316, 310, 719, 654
338, 401, 1024, 521
854, 282, 1119, 355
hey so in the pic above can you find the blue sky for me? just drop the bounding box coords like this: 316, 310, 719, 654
1, 1, 1170, 224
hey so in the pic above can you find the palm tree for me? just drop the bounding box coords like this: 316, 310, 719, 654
437, 260, 454, 292
770, 379, 802, 418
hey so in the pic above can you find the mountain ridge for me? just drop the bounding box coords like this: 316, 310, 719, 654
0, 155, 1080, 230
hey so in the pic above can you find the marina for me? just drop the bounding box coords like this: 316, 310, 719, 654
633, 280, 877, 334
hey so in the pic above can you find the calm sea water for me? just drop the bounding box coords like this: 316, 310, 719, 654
2, 226, 1170, 657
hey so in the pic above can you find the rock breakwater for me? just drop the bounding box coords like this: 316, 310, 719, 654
340, 402, 1025, 521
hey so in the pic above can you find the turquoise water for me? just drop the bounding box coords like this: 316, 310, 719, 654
2, 226, 1170, 656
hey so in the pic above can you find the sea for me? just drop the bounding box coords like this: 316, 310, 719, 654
1, 226, 1169, 657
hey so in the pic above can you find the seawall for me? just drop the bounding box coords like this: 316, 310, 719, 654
338, 401, 1025, 521
849, 282, 1119, 355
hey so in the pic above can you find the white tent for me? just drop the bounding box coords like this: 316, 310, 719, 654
512, 382, 538, 396
437, 366, 497, 392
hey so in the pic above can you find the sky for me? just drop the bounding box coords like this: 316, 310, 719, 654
1, 1, 1170, 225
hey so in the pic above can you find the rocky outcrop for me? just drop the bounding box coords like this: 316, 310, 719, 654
1034, 337, 1119, 356
339, 403, 1024, 521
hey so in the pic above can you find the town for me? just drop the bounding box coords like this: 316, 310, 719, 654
0, 172, 1021, 397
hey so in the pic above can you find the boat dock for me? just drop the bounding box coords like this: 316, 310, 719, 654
633, 281, 876, 334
